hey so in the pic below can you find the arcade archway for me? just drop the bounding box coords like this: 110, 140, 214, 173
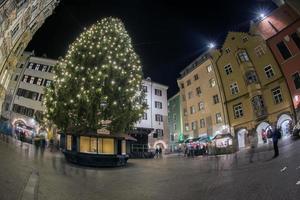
256, 122, 272, 145
277, 114, 293, 137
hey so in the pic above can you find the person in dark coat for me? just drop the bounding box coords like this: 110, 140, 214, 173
272, 128, 279, 158
158, 147, 162, 158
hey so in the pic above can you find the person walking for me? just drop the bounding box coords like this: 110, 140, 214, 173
158, 147, 162, 158
272, 127, 280, 158
155, 147, 159, 159
249, 132, 258, 163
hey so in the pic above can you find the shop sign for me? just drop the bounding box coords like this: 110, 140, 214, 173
97, 128, 110, 135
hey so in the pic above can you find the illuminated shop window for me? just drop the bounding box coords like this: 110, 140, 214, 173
67, 135, 72, 151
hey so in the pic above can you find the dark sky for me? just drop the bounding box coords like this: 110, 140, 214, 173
26, 0, 276, 97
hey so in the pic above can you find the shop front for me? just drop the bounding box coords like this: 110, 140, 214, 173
62, 132, 134, 167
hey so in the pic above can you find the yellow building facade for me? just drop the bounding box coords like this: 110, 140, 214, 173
177, 53, 228, 140
213, 32, 294, 149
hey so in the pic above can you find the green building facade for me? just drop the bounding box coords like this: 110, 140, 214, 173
168, 92, 184, 151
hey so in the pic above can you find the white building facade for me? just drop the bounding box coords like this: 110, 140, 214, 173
0, 0, 59, 113
135, 77, 169, 150
2, 52, 56, 136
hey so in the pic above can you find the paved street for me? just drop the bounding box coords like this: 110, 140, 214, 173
1, 137, 300, 200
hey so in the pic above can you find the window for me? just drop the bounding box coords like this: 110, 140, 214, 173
11, 24, 20, 38
155, 101, 162, 109
224, 64, 232, 75
225, 48, 231, 54
155, 114, 163, 122
183, 108, 188, 116
29, 76, 34, 84
196, 87, 201, 96
185, 123, 189, 131
291, 32, 300, 50
14, 75, 19, 81
233, 103, 243, 118
28, 63, 33, 69
98, 138, 114, 154
187, 80, 191, 86
33, 77, 38, 85
42, 65, 48, 72
272, 87, 283, 104
194, 74, 199, 80
264, 65, 274, 78
19, 64, 24, 68
188, 91, 193, 99
292, 72, 300, 89
207, 65, 212, 73
191, 121, 197, 130
277, 41, 291, 60
44, 79, 52, 87
67, 135, 72, 151
216, 113, 222, 123
238, 51, 250, 62
37, 78, 43, 86
22, 75, 28, 82
255, 45, 265, 57
142, 112, 147, 120
173, 114, 176, 120
181, 83, 184, 89
209, 78, 216, 87
12, 104, 34, 117
246, 71, 258, 84
213, 95, 219, 104
142, 85, 147, 92
80, 136, 97, 153
230, 82, 239, 95
48, 66, 53, 73
173, 123, 177, 130
190, 106, 196, 114
39, 94, 44, 101
198, 101, 204, 111
156, 129, 164, 137
242, 36, 248, 43
200, 119, 205, 128
182, 95, 186, 101
155, 89, 162, 96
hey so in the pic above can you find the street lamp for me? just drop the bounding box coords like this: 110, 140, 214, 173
208, 42, 215, 49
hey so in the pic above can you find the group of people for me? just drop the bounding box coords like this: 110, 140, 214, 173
248, 127, 282, 163
155, 147, 163, 158
183, 144, 208, 157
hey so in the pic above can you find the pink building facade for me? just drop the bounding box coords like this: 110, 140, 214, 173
252, 3, 300, 117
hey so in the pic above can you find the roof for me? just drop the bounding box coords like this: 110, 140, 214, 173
251, 4, 300, 40
178, 51, 212, 79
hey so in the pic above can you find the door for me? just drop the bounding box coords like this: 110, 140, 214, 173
238, 130, 245, 149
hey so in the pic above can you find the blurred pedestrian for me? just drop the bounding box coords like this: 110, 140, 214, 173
248, 132, 258, 163
159, 147, 162, 158
272, 128, 280, 158
155, 147, 159, 159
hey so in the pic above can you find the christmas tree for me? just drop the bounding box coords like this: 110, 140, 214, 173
44, 17, 146, 134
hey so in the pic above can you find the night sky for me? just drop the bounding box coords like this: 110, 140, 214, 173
26, 0, 276, 98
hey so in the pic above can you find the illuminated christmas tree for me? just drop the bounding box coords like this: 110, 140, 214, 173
44, 17, 146, 134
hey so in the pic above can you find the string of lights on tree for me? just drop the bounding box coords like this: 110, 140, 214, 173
44, 17, 146, 134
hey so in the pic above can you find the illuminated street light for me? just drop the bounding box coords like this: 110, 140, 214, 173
208, 42, 215, 49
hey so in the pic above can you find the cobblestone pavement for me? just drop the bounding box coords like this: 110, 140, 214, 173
0, 136, 300, 200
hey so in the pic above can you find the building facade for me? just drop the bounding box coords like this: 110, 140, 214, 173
213, 32, 294, 149
1, 52, 56, 138
177, 53, 229, 140
134, 77, 169, 150
0, 0, 59, 113
167, 92, 183, 151
251, 3, 300, 118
